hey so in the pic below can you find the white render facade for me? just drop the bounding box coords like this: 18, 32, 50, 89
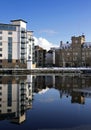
27, 31, 35, 69
0, 19, 35, 69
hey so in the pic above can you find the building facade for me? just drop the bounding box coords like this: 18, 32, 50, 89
0, 19, 35, 69
45, 50, 53, 67
53, 35, 91, 67
35, 45, 46, 67
27, 31, 35, 69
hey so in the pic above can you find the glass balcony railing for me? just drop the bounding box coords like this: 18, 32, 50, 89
21, 44, 26, 48
21, 39, 26, 43
21, 34, 26, 38
21, 50, 26, 54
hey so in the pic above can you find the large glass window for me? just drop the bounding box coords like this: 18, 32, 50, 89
0, 25, 16, 31
8, 37, 12, 62
8, 31, 12, 35
7, 81, 12, 106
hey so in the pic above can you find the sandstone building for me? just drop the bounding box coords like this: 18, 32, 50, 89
0, 19, 35, 69
52, 35, 91, 67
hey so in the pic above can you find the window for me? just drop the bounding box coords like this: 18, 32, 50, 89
29, 45, 31, 54
0, 37, 2, 40
8, 31, 12, 35
29, 89, 31, 96
0, 54, 2, 57
0, 48, 2, 51
0, 42, 2, 46
0, 60, 2, 63
7, 109, 11, 112
8, 37, 12, 62
7, 82, 12, 106
0, 25, 16, 31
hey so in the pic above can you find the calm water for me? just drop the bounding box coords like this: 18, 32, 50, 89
0, 74, 91, 130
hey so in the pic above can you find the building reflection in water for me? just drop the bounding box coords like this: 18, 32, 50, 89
34, 75, 91, 105
0, 75, 33, 124
0, 75, 91, 124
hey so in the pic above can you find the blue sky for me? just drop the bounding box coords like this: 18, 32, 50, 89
1, 0, 91, 50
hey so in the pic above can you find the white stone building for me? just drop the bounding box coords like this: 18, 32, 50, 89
0, 19, 35, 69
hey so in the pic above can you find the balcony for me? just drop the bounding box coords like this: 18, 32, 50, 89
21, 34, 26, 38
21, 56, 26, 60
21, 50, 26, 54
21, 29, 26, 33
21, 39, 26, 43
21, 44, 26, 49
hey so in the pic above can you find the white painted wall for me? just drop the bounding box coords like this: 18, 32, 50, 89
2, 31, 8, 59
0, 20, 34, 67
27, 31, 33, 69
12, 31, 19, 59
2, 30, 19, 60
11, 20, 26, 29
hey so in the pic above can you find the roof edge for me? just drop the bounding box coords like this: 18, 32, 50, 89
11, 19, 27, 23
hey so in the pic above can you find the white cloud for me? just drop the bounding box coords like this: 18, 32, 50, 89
34, 37, 58, 51
38, 88, 49, 94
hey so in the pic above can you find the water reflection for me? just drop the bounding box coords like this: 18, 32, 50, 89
0, 75, 33, 124
0, 74, 91, 129
34, 75, 91, 105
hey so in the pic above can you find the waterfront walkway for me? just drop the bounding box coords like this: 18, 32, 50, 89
0, 67, 91, 74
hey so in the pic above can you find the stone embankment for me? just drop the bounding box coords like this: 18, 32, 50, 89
0, 67, 91, 75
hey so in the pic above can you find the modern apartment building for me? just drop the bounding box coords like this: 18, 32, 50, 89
52, 35, 91, 67
0, 19, 35, 69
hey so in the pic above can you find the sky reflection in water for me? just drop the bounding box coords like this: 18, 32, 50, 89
0, 75, 91, 130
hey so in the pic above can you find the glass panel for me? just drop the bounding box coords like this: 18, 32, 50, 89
8, 37, 12, 62
0, 25, 16, 31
